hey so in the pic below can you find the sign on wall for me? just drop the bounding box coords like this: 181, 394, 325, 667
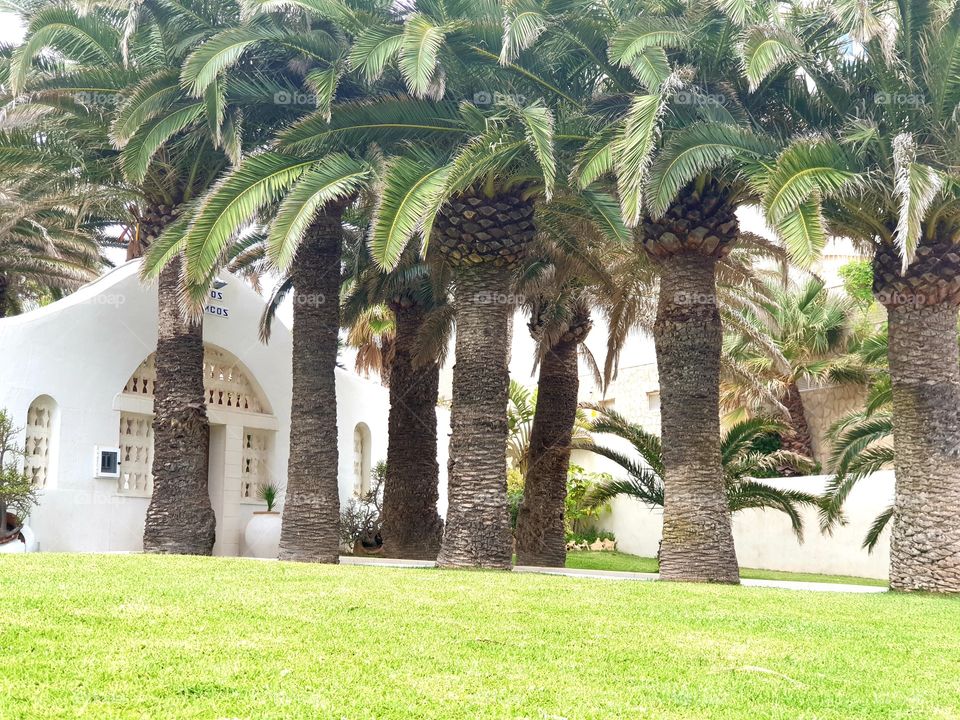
205, 280, 230, 319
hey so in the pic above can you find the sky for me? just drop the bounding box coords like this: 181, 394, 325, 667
1, 13, 23, 44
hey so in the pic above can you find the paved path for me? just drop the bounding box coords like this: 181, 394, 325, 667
342, 557, 887, 593
340, 556, 436, 569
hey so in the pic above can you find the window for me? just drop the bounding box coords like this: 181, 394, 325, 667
647, 391, 661, 413
241, 429, 270, 500
24, 395, 58, 488
118, 412, 153, 496
353, 423, 372, 495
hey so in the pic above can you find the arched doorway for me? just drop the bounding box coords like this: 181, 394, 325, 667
114, 345, 278, 555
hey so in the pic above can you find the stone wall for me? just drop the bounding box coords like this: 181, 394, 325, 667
799, 383, 869, 466
580, 362, 662, 434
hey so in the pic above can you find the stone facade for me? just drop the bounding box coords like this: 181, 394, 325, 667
798, 383, 869, 465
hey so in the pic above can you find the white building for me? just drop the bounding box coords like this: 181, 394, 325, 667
0, 260, 443, 554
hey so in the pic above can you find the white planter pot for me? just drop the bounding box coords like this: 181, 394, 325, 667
0, 525, 36, 554
243, 512, 281, 559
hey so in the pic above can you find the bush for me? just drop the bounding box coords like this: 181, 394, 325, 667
340, 461, 384, 552
838, 260, 875, 310
0, 408, 40, 539
566, 528, 615, 545
507, 462, 615, 543
507, 467, 524, 529
565, 464, 613, 538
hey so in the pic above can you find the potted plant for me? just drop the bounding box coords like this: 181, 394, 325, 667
0, 409, 40, 553
242, 482, 283, 559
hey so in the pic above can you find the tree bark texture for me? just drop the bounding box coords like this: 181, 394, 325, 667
381, 302, 444, 560
653, 253, 739, 583
436, 263, 514, 569
875, 240, 960, 592
780, 381, 815, 459
278, 212, 343, 563
514, 337, 581, 566
143, 252, 216, 554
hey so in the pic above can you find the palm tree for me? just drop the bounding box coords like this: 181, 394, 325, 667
347, 0, 629, 569
721, 277, 870, 459
758, 0, 960, 591
518, 0, 817, 582
344, 304, 395, 384
342, 244, 452, 560
154, 0, 414, 562
512, 237, 609, 567
0, 177, 109, 316
576, 406, 820, 542
823, 330, 895, 552
2, 0, 276, 553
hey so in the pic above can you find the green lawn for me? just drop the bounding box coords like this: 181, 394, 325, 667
565, 551, 890, 587
3, 555, 959, 719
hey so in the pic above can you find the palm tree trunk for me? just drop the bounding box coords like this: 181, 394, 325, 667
653, 252, 739, 583
876, 241, 960, 592
143, 252, 216, 554
887, 303, 960, 592
0, 274, 7, 318
436, 263, 514, 569
381, 302, 444, 560
514, 337, 580, 566
780, 381, 815, 458
278, 211, 343, 563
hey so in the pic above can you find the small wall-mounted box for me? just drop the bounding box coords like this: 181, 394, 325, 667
94, 446, 121, 478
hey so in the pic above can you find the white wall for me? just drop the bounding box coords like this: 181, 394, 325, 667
593, 470, 894, 580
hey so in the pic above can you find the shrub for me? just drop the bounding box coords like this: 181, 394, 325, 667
564, 464, 613, 538
838, 260, 875, 310
340, 461, 384, 552
0, 409, 40, 539
256, 482, 281, 511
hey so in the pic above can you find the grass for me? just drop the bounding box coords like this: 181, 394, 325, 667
565, 551, 890, 587
3, 555, 959, 719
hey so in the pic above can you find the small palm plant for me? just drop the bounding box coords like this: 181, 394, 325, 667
721, 276, 870, 458
257, 483, 281, 513
823, 330, 894, 552
575, 405, 821, 540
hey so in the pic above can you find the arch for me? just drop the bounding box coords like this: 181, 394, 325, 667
121, 344, 273, 415
24, 394, 59, 489
352, 422, 372, 495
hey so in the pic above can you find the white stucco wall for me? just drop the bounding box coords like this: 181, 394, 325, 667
582, 458, 894, 580
0, 260, 448, 553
